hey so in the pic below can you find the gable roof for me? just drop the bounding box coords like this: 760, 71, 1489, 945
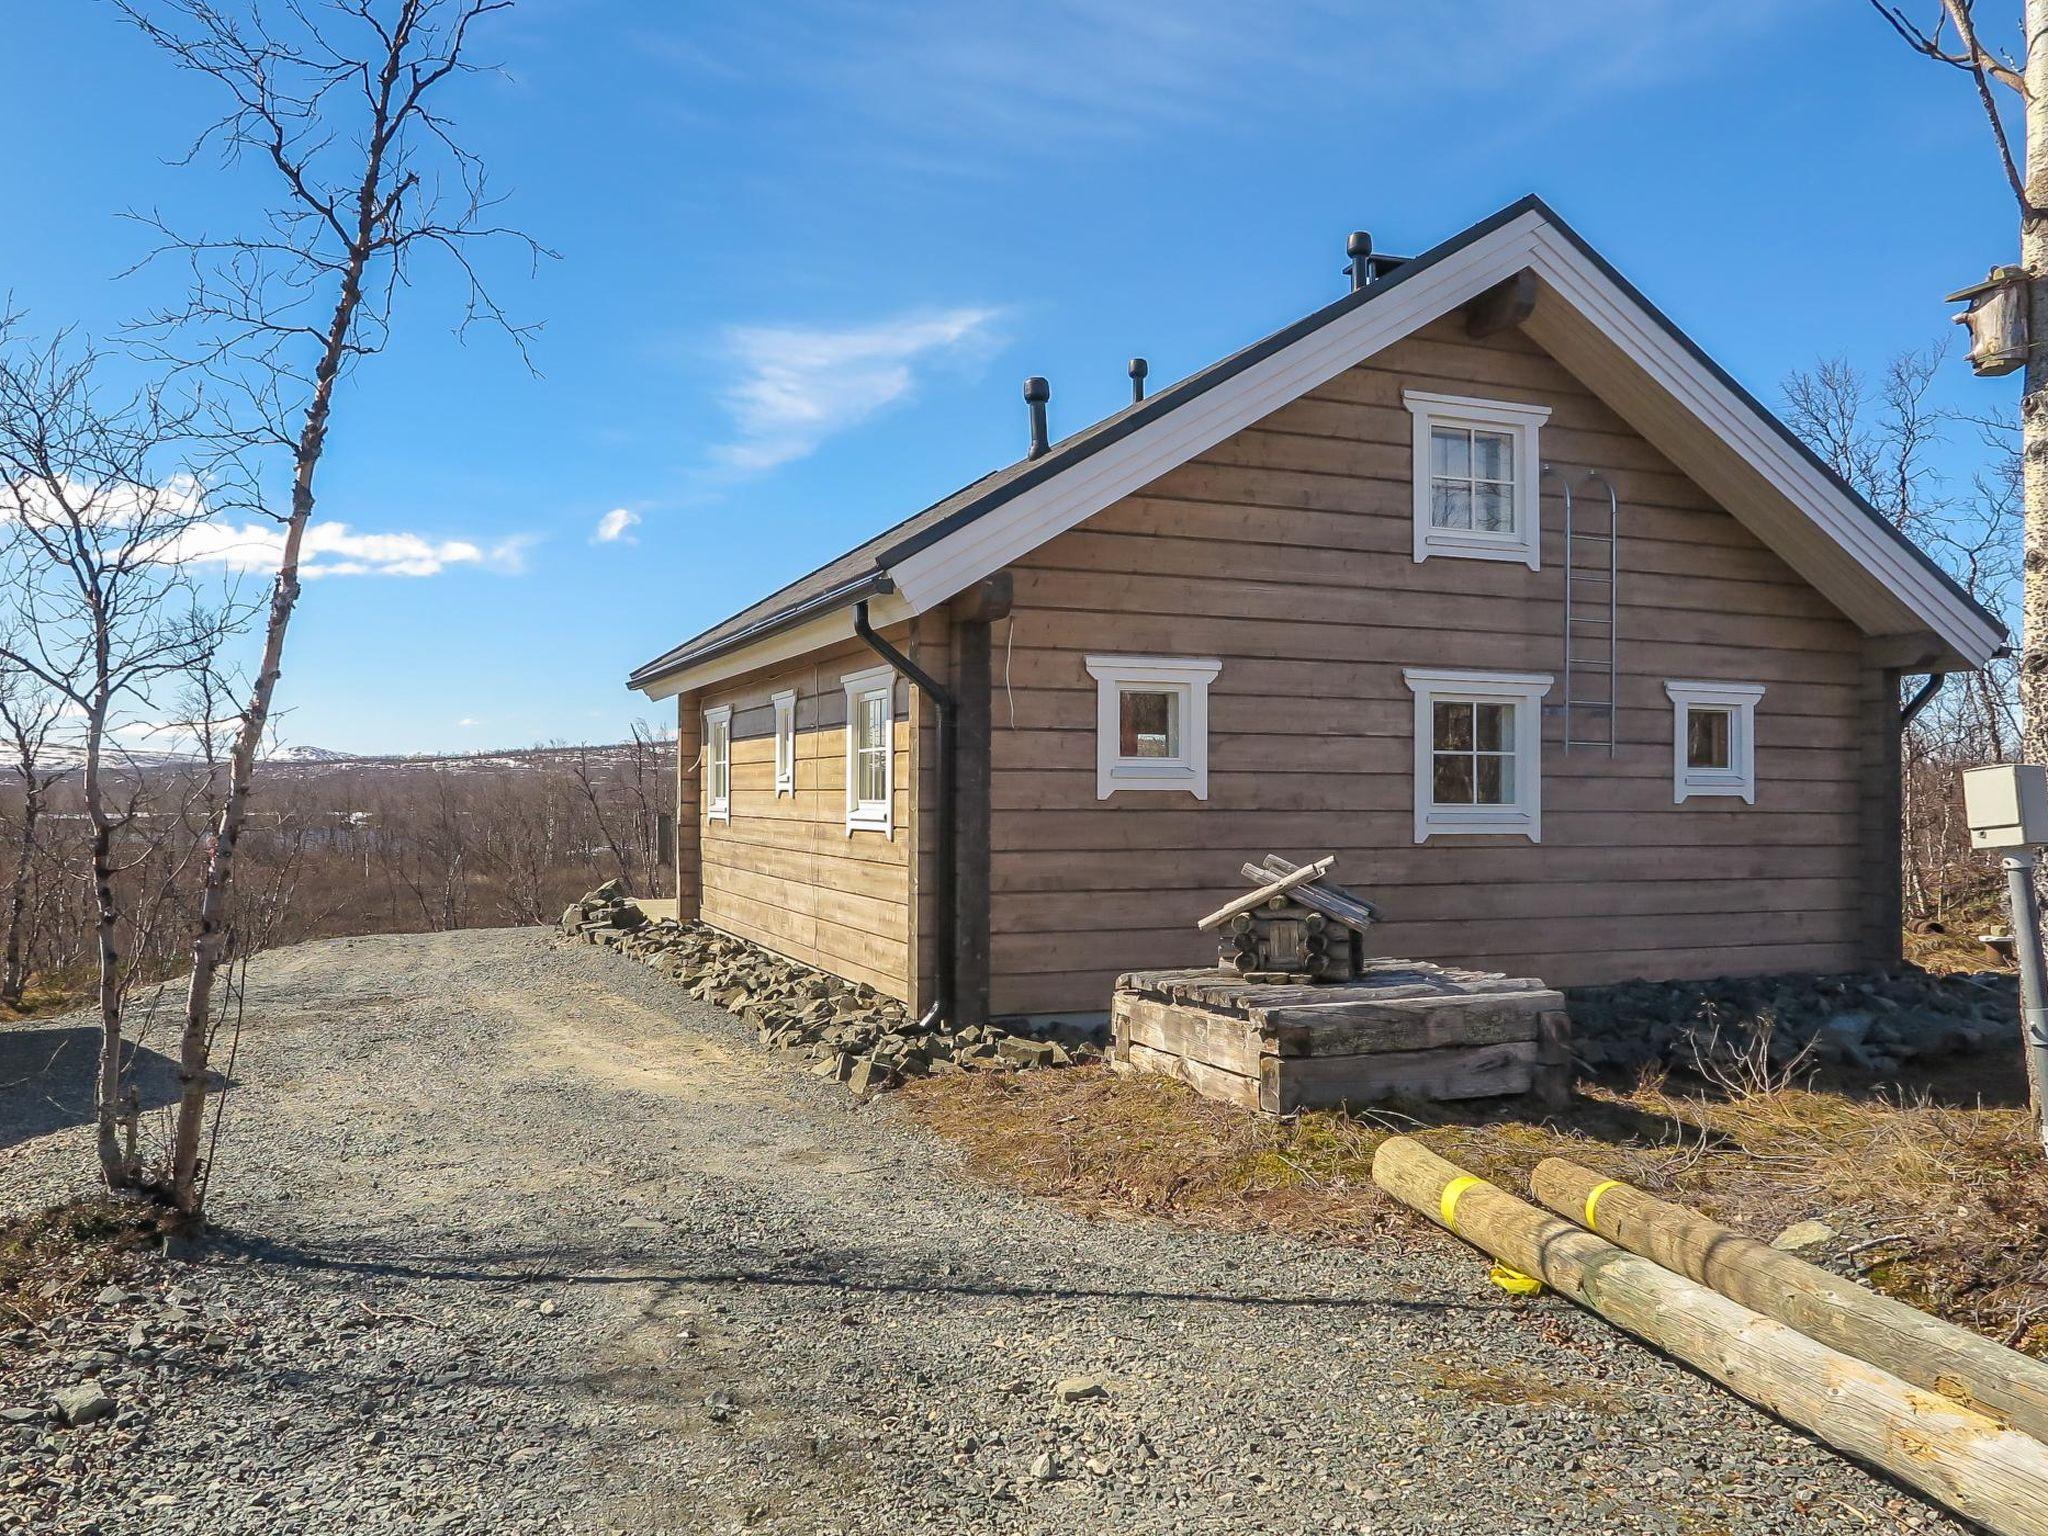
630, 195, 2004, 697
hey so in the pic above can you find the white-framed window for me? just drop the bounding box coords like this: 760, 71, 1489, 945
1403, 390, 1550, 570
702, 704, 732, 824
1665, 680, 1764, 804
841, 665, 895, 836
1083, 655, 1222, 799
771, 689, 796, 797
1402, 668, 1552, 842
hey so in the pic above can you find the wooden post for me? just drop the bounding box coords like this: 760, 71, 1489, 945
1372, 1139, 2048, 1536
673, 690, 702, 924
1531, 1157, 2048, 1446
1855, 661, 1905, 967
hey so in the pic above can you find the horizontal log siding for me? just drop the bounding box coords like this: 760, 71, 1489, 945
696, 631, 928, 1003
985, 316, 1875, 1016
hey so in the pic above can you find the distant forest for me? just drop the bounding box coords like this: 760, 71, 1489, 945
0, 730, 674, 1010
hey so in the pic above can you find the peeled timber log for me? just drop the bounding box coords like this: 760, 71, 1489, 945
1371, 1138, 2048, 1536
1531, 1157, 2048, 1446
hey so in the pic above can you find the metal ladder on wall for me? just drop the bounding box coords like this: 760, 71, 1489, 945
1545, 465, 1620, 756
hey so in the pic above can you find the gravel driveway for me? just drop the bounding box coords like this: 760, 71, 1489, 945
0, 928, 1969, 1535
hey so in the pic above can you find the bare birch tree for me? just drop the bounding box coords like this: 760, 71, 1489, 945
1874, 1, 2048, 1132
117, 0, 544, 1217
0, 652, 65, 1010
0, 332, 237, 1190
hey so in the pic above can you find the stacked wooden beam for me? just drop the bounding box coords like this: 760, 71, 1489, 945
1112, 959, 1571, 1114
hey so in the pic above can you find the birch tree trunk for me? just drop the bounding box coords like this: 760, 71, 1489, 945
165, 233, 372, 1215
1, 788, 38, 1008
85, 705, 131, 1190
2024, 0, 2048, 1127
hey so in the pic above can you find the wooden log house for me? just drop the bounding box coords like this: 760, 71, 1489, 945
627, 197, 2004, 1026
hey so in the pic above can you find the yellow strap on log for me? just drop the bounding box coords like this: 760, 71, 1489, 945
1439, 1174, 1544, 1295
1583, 1178, 1624, 1231
1489, 1263, 1544, 1296
1439, 1174, 1483, 1233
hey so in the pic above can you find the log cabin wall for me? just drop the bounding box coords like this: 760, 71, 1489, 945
690, 622, 941, 1007
984, 314, 1881, 1018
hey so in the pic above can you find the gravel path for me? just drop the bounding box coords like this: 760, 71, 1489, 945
0, 928, 1969, 1535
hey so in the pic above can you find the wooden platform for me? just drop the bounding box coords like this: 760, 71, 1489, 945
1111, 962, 1572, 1115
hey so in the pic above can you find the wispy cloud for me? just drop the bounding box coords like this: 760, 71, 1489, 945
661, 0, 1793, 161
592, 507, 641, 544
166, 521, 537, 579
712, 306, 1002, 474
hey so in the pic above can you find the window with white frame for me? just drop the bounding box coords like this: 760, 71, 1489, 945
1083, 655, 1222, 799
1665, 681, 1764, 804
702, 704, 732, 823
841, 665, 895, 835
1402, 668, 1552, 841
771, 689, 796, 797
1403, 390, 1550, 570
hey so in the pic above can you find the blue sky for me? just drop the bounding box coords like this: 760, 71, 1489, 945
0, 0, 2021, 754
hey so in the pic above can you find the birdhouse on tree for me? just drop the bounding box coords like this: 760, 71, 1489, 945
1947, 266, 2030, 377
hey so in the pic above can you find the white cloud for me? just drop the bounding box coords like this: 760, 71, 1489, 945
456, 717, 480, 728
164, 521, 536, 579
592, 507, 641, 544
712, 306, 1001, 474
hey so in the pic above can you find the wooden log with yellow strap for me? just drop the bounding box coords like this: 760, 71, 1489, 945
1371, 1137, 2048, 1536
1530, 1156, 2048, 1446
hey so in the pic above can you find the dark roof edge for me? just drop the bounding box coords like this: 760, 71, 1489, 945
1526, 201, 2006, 643
873, 196, 1549, 570
626, 567, 892, 691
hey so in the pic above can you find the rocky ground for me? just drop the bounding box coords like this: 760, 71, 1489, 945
0, 928, 1977, 1535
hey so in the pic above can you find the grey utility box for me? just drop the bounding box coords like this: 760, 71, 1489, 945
1963, 764, 2048, 851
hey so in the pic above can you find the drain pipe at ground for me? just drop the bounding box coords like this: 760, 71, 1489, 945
853, 599, 955, 1027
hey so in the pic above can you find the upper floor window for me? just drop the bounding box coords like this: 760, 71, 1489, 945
1665, 681, 1764, 804
841, 665, 895, 836
1084, 655, 1222, 799
1403, 390, 1550, 570
702, 704, 732, 824
771, 689, 796, 797
1402, 668, 1552, 841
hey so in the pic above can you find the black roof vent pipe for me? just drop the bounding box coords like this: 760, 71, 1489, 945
1024, 376, 1050, 459
1346, 231, 1373, 292
1128, 357, 1148, 403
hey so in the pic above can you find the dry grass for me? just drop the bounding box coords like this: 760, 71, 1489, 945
0, 1198, 172, 1344
0, 983, 85, 1024
900, 1063, 2048, 1356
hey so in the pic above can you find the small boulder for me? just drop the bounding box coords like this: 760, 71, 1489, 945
1770, 1219, 1836, 1253
1054, 1376, 1106, 1404
51, 1383, 115, 1428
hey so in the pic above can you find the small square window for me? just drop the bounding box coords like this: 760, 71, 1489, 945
1405, 391, 1550, 569
771, 689, 796, 797
1119, 688, 1180, 759
1665, 681, 1764, 804
1085, 656, 1221, 798
1403, 669, 1552, 841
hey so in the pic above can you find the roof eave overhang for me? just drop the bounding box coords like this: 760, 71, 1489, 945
626, 569, 898, 700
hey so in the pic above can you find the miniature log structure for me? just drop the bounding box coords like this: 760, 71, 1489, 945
1373, 1138, 2048, 1536
1115, 853, 1570, 1113
1198, 855, 1378, 982
1531, 1158, 2048, 1447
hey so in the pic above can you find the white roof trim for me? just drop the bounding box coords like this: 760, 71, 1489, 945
880, 209, 1999, 670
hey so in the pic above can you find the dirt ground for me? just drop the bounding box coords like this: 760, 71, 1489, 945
0, 929, 1992, 1535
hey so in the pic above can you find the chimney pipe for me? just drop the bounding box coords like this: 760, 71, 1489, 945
1128, 357, 1148, 404
1346, 231, 1373, 293
1024, 376, 1050, 459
